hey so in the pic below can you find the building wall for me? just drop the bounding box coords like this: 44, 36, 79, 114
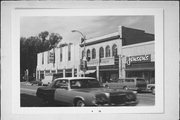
36, 44, 80, 80
122, 41, 155, 61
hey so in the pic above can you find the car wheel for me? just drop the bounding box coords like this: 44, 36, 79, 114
123, 86, 128, 90
104, 85, 109, 88
76, 99, 85, 107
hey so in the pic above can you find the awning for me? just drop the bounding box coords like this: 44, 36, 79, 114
79, 70, 96, 75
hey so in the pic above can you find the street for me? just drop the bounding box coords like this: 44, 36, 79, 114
20, 82, 155, 107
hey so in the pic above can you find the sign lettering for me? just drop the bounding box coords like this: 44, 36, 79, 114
126, 54, 151, 65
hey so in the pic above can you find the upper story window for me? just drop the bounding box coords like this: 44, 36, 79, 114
68, 45, 71, 61
47, 51, 49, 64
87, 49, 91, 61
82, 50, 85, 59
60, 47, 63, 62
99, 47, 104, 58
105, 45, 110, 57
42, 52, 44, 64
92, 48, 96, 59
112, 44, 118, 57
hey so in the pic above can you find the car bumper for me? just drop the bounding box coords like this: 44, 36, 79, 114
93, 100, 139, 106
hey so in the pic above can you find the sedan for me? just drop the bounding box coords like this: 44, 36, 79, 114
36, 77, 138, 107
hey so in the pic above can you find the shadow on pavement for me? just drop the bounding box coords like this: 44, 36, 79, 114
21, 94, 68, 107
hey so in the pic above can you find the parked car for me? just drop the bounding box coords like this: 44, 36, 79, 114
30, 80, 42, 86
147, 84, 155, 95
41, 73, 63, 86
36, 77, 138, 106
104, 77, 147, 92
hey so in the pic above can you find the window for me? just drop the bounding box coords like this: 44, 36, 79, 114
42, 53, 44, 64
87, 49, 90, 61
112, 44, 118, 57
92, 48, 96, 59
54, 79, 68, 89
59, 48, 62, 62
82, 50, 85, 59
68, 45, 71, 61
99, 47, 104, 58
105, 45, 110, 57
47, 51, 49, 64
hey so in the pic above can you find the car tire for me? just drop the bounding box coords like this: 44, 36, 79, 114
75, 99, 85, 107
104, 85, 109, 88
123, 86, 128, 90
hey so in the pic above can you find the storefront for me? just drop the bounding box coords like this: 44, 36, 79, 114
125, 54, 155, 84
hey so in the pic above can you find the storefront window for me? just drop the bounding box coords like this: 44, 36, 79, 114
112, 44, 117, 57
99, 47, 104, 58
92, 48, 96, 59
106, 45, 110, 57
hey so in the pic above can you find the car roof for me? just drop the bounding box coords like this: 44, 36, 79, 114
54, 77, 96, 81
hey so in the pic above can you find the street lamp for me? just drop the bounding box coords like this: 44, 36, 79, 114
72, 30, 87, 77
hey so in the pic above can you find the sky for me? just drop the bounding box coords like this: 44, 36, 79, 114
20, 16, 154, 45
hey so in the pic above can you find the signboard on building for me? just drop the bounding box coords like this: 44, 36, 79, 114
87, 57, 115, 66
126, 54, 151, 65
48, 50, 55, 63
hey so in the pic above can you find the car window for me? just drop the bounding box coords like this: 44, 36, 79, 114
70, 79, 100, 89
137, 79, 145, 82
54, 79, 68, 89
117, 79, 124, 83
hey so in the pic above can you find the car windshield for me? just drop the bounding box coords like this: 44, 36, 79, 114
70, 79, 100, 89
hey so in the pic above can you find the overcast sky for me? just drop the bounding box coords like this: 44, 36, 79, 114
20, 16, 154, 45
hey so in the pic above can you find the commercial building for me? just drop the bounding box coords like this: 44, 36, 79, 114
36, 26, 155, 84
36, 43, 80, 80
80, 26, 154, 83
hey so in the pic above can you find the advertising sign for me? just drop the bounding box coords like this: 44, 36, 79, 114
126, 54, 151, 65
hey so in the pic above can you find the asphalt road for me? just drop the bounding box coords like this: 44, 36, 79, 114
20, 82, 155, 107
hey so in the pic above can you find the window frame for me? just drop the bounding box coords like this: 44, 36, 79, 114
105, 45, 111, 57
99, 47, 104, 58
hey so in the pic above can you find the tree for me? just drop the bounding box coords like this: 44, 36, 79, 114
20, 31, 63, 80
38, 31, 49, 42
49, 33, 63, 49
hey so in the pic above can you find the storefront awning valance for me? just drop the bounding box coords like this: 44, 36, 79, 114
79, 70, 96, 75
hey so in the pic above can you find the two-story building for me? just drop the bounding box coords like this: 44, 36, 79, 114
80, 26, 154, 83
36, 26, 155, 84
36, 43, 80, 80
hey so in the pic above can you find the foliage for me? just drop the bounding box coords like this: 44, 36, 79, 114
20, 32, 62, 78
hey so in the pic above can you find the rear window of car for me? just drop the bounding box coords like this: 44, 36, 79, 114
137, 79, 146, 82
125, 79, 134, 82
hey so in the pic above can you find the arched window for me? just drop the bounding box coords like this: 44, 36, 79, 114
87, 49, 91, 61
105, 45, 110, 57
92, 48, 96, 59
99, 47, 104, 58
112, 44, 118, 57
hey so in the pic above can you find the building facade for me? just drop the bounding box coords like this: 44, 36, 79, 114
80, 26, 154, 83
36, 43, 80, 80
36, 26, 155, 84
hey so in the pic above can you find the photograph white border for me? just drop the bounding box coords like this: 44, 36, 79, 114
1, 1, 179, 120
12, 8, 163, 114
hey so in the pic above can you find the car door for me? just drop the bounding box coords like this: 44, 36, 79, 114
54, 79, 74, 104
